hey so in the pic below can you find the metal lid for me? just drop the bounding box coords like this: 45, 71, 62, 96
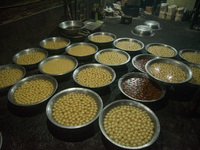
144, 20, 161, 30
132, 25, 155, 37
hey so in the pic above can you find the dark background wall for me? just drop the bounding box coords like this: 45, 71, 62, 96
0, 0, 64, 25
0, 0, 99, 65
0, 6, 65, 65
0, 0, 101, 25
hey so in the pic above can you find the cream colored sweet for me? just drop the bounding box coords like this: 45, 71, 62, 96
68, 45, 96, 56
97, 51, 128, 65
189, 66, 200, 85
42, 58, 75, 74
115, 41, 142, 50
76, 67, 112, 87
148, 62, 187, 82
104, 105, 154, 147
52, 92, 98, 126
16, 51, 46, 65
0, 68, 23, 88
148, 45, 175, 57
43, 40, 68, 49
182, 52, 200, 64
90, 35, 114, 43
13, 79, 54, 105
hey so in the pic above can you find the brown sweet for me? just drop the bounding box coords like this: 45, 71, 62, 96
135, 57, 152, 72
121, 77, 162, 100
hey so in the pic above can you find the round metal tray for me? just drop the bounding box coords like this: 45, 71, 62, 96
144, 20, 161, 30
132, 25, 155, 37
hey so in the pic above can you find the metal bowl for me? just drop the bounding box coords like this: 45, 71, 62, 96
99, 99, 160, 149
88, 32, 116, 48
0, 64, 26, 92
94, 48, 130, 69
73, 63, 116, 90
132, 25, 155, 37
118, 72, 166, 102
132, 54, 159, 73
46, 87, 103, 129
38, 55, 78, 80
59, 20, 85, 35
145, 58, 193, 85
145, 43, 178, 58
65, 42, 98, 62
179, 49, 200, 65
40, 37, 71, 55
144, 20, 161, 30
113, 38, 144, 55
8, 74, 58, 107
184, 62, 200, 86
12, 48, 48, 70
